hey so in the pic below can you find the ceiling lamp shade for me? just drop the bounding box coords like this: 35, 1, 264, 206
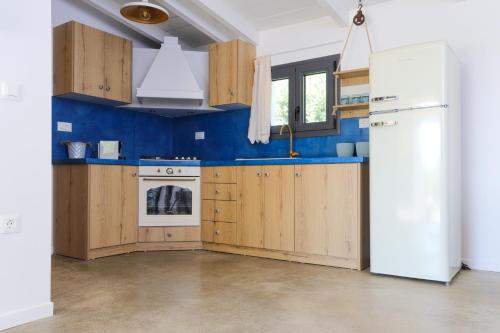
120, 0, 169, 24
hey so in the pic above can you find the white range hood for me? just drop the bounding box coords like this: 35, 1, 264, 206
121, 36, 223, 117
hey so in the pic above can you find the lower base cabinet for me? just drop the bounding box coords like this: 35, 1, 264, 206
202, 163, 370, 270
54, 164, 139, 260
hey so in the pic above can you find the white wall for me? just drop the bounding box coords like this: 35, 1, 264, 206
258, 0, 500, 272
51, 0, 158, 48
0, 0, 53, 330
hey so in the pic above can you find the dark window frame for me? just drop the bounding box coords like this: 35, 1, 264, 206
271, 55, 339, 138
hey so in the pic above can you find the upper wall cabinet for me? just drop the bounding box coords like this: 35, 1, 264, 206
53, 21, 132, 105
209, 39, 256, 108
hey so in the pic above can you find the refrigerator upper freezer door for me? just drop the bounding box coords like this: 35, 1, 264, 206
369, 107, 450, 282
369, 41, 449, 112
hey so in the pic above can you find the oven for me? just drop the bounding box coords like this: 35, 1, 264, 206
138, 166, 200, 227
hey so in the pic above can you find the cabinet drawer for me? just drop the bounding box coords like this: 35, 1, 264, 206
164, 226, 201, 242
213, 167, 237, 183
215, 200, 237, 223
202, 200, 214, 220
214, 222, 237, 245
202, 183, 237, 200
138, 227, 165, 242
201, 221, 214, 242
215, 184, 237, 200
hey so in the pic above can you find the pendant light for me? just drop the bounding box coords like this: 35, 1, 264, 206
120, 0, 169, 24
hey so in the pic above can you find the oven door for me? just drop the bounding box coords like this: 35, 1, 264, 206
139, 176, 200, 227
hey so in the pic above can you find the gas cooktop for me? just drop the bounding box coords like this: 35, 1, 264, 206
140, 155, 199, 161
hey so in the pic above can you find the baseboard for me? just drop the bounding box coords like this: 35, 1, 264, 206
462, 258, 500, 273
0, 302, 53, 331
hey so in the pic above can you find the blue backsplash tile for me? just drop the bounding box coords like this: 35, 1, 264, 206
52, 97, 173, 160
52, 100, 369, 161
172, 108, 369, 160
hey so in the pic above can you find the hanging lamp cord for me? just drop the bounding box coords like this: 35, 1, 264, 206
336, 0, 374, 72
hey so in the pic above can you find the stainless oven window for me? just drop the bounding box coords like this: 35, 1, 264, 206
146, 185, 193, 215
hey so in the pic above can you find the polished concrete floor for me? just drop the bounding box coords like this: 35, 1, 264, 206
6, 250, 500, 333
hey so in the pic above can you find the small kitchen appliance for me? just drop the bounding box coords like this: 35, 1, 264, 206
98, 141, 121, 160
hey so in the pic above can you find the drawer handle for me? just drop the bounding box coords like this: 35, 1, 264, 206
264, 172, 270, 177
215, 189, 220, 194
215, 172, 221, 177
167, 233, 172, 238
215, 208, 220, 214
215, 230, 220, 235
99, 84, 104, 90
295, 172, 301, 177
106, 86, 111, 92
257, 172, 262, 177
370, 121, 398, 127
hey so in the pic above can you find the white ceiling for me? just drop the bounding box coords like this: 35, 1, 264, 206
219, 0, 393, 30
85, 0, 394, 48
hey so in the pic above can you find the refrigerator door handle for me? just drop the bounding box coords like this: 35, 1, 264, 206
370, 121, 398, 127
371, 96, 398, 102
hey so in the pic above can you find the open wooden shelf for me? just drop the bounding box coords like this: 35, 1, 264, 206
333, 102, 369, 111
333, 103, 369, 119
334, 67, 369, 87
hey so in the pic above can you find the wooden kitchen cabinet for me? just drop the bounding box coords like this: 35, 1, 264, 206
204, 163, 369, 270
54, 164, 138, 260
236, 165, 295, 251
53, 21, 132, 105
201, 166, 238, 245
294, 164, 368, 263
209, 39, 256, 107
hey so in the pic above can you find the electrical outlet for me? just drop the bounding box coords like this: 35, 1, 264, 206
359, 118, 370, 129
0, 214, 21, 234
57, 121, 72, 132
195, 131, 205, 140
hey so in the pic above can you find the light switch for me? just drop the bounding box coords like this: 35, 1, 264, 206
195, 131, 205, 140
0, 80, 22, 102
57, 121, 72, 132
359, 118, 370, 129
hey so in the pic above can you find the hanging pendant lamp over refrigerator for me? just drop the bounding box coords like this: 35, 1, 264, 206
120, 0, 169, 24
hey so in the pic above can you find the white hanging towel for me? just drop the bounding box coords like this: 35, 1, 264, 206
248, 56, 271, 144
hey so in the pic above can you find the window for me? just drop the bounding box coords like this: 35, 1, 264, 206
270, 55, 339, 137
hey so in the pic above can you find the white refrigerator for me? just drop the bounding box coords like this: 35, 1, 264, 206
369, 41, 461, 283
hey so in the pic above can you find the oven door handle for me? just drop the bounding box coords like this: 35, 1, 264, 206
141, 177, 198, 182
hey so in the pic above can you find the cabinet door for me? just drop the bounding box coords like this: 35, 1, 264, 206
121, 166, 138, 244
89, 165, 123, 249
294, 164, 359, 258
237, 166, 264, 248
236, 39, 255, 106
104, 32, 132, 103
73, 22, 105, 98
209, 40, 238, 106
263, 165, 295, 252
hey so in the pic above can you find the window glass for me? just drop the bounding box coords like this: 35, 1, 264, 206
271, 78, 289, 126
147, 186, 192, 215
303, 72, 327, 124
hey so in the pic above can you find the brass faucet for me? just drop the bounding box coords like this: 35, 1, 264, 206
279, 124, 300, 158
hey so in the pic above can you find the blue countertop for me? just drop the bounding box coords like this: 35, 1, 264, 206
53, 156, 367, 166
